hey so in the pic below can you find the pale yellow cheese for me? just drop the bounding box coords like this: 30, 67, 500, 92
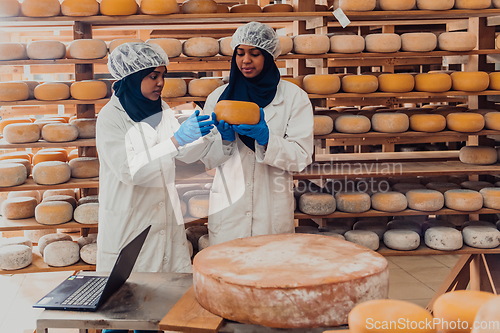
454, 0, 491, 9
416, 0, 454, 9
378, 0, 415, 10
279, 36, 293, 55
7, 190, 41, 204
0, 0, 21, 17
329, 35, 365, 54
21, 0, 60, 17
35, 201, 74, 225
364, 33, 401, 53
313, 115, 334, 135
218, 37, 233, 56
371, 112, 409, 133
3, 123, 40, 144
74, 203, 98, 224
459, 146, 497, 165
100, 0, 138, 15
32, 161, 71, 186
1, 197, 37, 219
292, 35, 330, 55
161, 78, 187, 98
303, 75, 340, 94
183, 37, 219, 57
146, 38, 182, 58
70, 118, 96, 139
0, 82, 29, 102
0, 43, 28, 60
401, 32, 437, 52
26, 40, 66, 60
438, 32, 477, 52
342, 75, 378, 93
68, 157, 99, 178
41, 123, 79, 142
188, 78, 223, 97
0, 163, 27, 188
68, 39, 107, 59
335, 115, 371, 133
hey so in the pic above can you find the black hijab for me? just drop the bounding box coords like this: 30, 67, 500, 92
218, 47, 280, 150
113, 67, 163, 128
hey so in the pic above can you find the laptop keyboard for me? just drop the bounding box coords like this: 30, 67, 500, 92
62, 277, 108, 306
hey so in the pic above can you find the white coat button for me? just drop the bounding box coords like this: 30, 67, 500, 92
246, 212, 251, 217
248, 151, 253, 155
163, 257, 168, 263
246, 182, 251, 186
158, 202, 164, 207
160, 230, 165, 235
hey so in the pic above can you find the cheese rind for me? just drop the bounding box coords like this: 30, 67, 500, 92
425, 226, 463, 251
451, 71, 489, 92
0, 162, 27, 187
70, 118, 96, 139
35, 201, 74, 225
444, 189, 483, 211
342, 75, 378, 93
438, 32, 477, 52
335, 192, 371, 213
69, 39, 107, 59
26, 41, 66, 60
218, 37, 233, 56
61, 0, 100, 16
279, 36, 293, 55
43, 241, 80, 267
74, 203, 99, 224
292, 35, 330, 55
332, 0, 376, 11
32, 161, 71, 185
34, 83, 70, 101
454, 0, 491, 9
100, 0, 138, 15
71, 80, 108, 100
38, 233, 73, 257
214, 100, 260, 125
479, 187, 500, 209
140, 0, 179, 14
3, 123, 40, 144
0, 42, 28, 60
484, 111, 500, 130
446, 112, 484, 132
410, 114, 446, 132
1, 197, 37, 219
383, 230, 420, 251
183, 37, 219, 57
335, 115, 371, 133
371, 191, 407, 212
459, 146, 497, 165
162, 78, 187, 98
406, 189, 444, 211
303, 75, 341, 94
313, 115, 334, 135
21, 0, 60, 17
41, 123, 79, 142
0, 0, 21, 17
463, 226, 500, 249
0, 82, 29, 102
0, 245, 32, 270
181, 0, 218, 14
379, 0, 416, 10
299, 192, 336, 215
377, 73, 415, 93
371, 112, 409, 133
416, 0, 454, 9
329, 35, 365, 54
364, 33, 401, 53
344, 230, 380, 250
146, 38, 182, 58
414, 73, 452, 92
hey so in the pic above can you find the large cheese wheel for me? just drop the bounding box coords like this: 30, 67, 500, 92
140, 0, 179, 14
146, 38, 182, 58
0, 151, 31, 163
183, 37, 219, 57
70, 118, 96, 139
78, 195, 98, 206
0, 163, 27, 187
371, 112, 409, 133
480, 187, 500, 209
292, 35, 330, 55
188, 78, 223, 97
43, 189, 76, 200
7, 190, 40, 204
74, 203, 98, 224
472, 296, 500, 333
181, 0, 217, 13
384, 229, 420, 251
161, 78, 187, 98
495, 0, 500, 7
371, 191, 407, 212
0, 43, 28, 60
416, 0, 454, 9
33, 151, 67, 165
218, 37, 233, 56
459, 146, 497, 165
0, 237, 32, 250
0, 159, 31, 176
425, 226, 463, 250
70, 80, 107, 100
34, 83, 70, 101
299, 192, 336, 215
0, 117, 33, 135
108, 39, 143, 53
451, 71, 489, 92
434, 291, 496, 333
352, 220, 387, 240
332, 0, 376, 11
35, 201, 73, 225
68, 157, 99, 178
344, 230, 379, 250
463, 226, 500, 249
415, 73, 452, 92
409, 114, 446, 132
229, 4, 261, 12
32, 161, 71, 185
0, 82, 29, 102
3, 123, 40, 144
214, 100, 260, 125
364, 34, 401, 53
80, 243, 97, 264
0, 0, 20, 17
38, 233, 73, 257
378, 0, 415, 10
483, 111, 500, 131
303, 75, 340, 94
1, 197, 37, 219
263, 3, 293, 12
279, 36, 293, 55
0, 245, 32, 270
438, 32, 477, 52
377, 73, 414, 93
193, 233, 389, 328
329, 35, 365, 54
406, 189, 444, 211
454, 0, 491, 9
61, 0, 99, 16
489, 72, 500, 90
41, 123, 79, 142
21, 0, 60, 17
335, 192, 370, 213
335, 115, 371, 133
26, 41, 65, 60
461, 181, 494, 191
43, 241, 80, 267
43, 195, 77, 209
342, 75, 378, 93
68, 39, 107, 59
444, 189, 483, 211
314, 115, 334, 135
426, 182, 461, 193
446, 112, 484, 132
100, 0, 138, 15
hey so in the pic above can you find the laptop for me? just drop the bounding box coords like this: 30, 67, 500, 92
33, 225, 151, 311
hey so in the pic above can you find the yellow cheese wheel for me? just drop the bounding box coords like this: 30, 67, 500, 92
188, 78, 223, 97
292, 35, 330, 55
371, 113, 409, 133
41, 123, 79, 143
472, 297, 500, 333
459, 146, 497, 165
229, 4, 261, 13
140, 0, 179, 14
32, 161, 71, 185
479, 187, 500, 209
33, 151, 67, 166
409, 114, 446, 132
21, 0, 60, 17
35, 201, 74, 225
335, 115, 371, 133
365, 33, 401, 53
68, 149, 79, 161
488, 72, 500, 90
371, 191, 408, 212
263, 4, 293, 12
100, 0, 138, 15
146, 38, 182, 58
3, 123, 40, 144
161, 78, 187, 98
0, 0, 20, 17
214, 100, 260, 125
330, 34, 365, 54
0, 151, 31, 163
61, 0, 99, 16
183, 37, 219, 57
379, 0, 416, 10
27, 40, 66, 60
313, 115, 334, 135
282, 77, 303, 89
0, 162, 27, 187
216, 4, 229, 13
335, 192, 370, 213
7, 190, 41, 204
181, 0, 217, 14
68, 39, 107, 59
34, 83, 70, 101
378, 73, 415, 93
415, 73, 452, 92
0, 159, 31, 177
416, 0, 454, 9
332, 0, 376, 11
68, 157, 99, 178
70, 80, 107, 100
108, 39, 143, 53
0, 43, 28, 60
303, 75, 341, 95
406, 189, 444, 211
444, 189, 483, 211
342, 75, 378, 93
0, 117, 33, 135
434, 291, 496, 333
218, 37, 233, 56
70, 118, 96, 139
483, 111, 500, 130
438, 32, 477, 52
401, 32, 437, 52
1, 197, 37, 220
279, 36, 293, 55
451, 71, 489, 92
454, 0, 491, 9
0, 82, 29, 102
446, 112, 484, 132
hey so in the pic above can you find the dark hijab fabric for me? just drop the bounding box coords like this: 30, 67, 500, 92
113, 67, 163, 128
218, 47, 280, 150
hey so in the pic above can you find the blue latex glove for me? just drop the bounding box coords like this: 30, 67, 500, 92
211, 112, 235, 141
174, 110, 214, 146
233, 108, 269, 146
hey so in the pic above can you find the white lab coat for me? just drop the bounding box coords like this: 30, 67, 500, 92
96, 94, 216, 273
201, 80, 314, 245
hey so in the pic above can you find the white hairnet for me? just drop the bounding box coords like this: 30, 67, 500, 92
230, 21, 282, 59
108, 42, 169, 80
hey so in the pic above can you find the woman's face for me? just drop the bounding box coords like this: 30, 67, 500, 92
235, 45, 265, 78
141, 66, 166, 101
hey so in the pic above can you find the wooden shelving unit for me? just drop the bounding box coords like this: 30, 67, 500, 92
0, 217, 97, 232
0, 177, 99, 192
0, 138, 96, 149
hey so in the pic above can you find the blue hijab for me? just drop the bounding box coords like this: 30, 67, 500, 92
218, 47, 280, 150
113, 67, 163, 128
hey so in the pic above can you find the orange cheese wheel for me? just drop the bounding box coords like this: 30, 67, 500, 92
0, 42, 28, 60
21, 0, 60, 17
410, 114, 446, 132
342, 75, 378, 93
455, 0, 491, 9
218, 37, 233, 56
214, 100, 260, 125
0, 82, 29, 102
417, 0, 454, 9
0, 0, 20, 17
146, 38, 182, 58
70, 80, 107, 100
26, 40, 66, 60
229, 4, 261, 12
68, 39, 107, 59
41, 123, 79, 143
415, 73, 452, 92
181, 0, 217, 13
484, 111, 500, 130
488, 72, 500, 90
161, 78, 187, 98
68, 157, 99, 178
0, 151, 31, 163
365, 33, 401, 53
332, 0, 376, 11
34, 83, 70, 101
61, 0, 99, 16
0, 158, 32, 176
479, 187, 500, 209
378, 73, 415, 93
401, 32, 437, 52
183, 37, 219, 57
335, 115, 371, 133
371, 113, 409, 133
438, 32, 477, 52
444, 189, 483, 211
330, 35, 365, 54
70, 118, 96, 139
3, 123, 40, 144
279, 36, 293, 55
263, 3, 293, 12
0, 117, 33, 135
188, 78, 223, 97
108, 39, 143, 53
1, 197, 37, 220
451, 71, 489, 92
406, 189, 444, 211
371, 191, 407, 212
459, 146, 497, 165
335, 192, 370, 213
100, 0, 138, 15
0, 162, 27, 187
472, 297, 500, 333
38, 148, 69, 160
446, 112, 484, 132
33, 151, 67, 165
378, 0, 416, 10
68, 149, 79, 161
292, 35, 330, 55
140, 0, 179, 14
32, 161, 71, 185
303, 75, 341, 94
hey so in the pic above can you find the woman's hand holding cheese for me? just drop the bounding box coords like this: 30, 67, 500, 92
211, 112, 235, 141
174, 110, 214, 146
233, 108, 269, 146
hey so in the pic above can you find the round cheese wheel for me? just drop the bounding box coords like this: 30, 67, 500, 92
378, 0, 416, 10
61, 0, 99, 16
77, 234, 97, 248
377, 73, 415, 93
0, 82, 29, 102
371, 112, 409, 133
484, 111, 500, 131
461, 181, 494, 192
181, 0, 217, 13
214, 100, 260, 125
69, 118, 96, 139
299, 192, 336, 215
335, 192, 370, 213
479, 187, 500, 209
26, 40, 65, 60
78, 195, 98, 206
279, 36, 293, 55
0, 117, 33, 135
303, 74, 340, 94
33, 151, 67, 165
314, 115, 334, 135
330, 35, 365, 53
447, 112, 484, 132
263, 3, 292, 12
100, 0, 138, 15
444, 189, 483, 211
43, 195, 77, 209
0, 42, 28, 60
146, 38, 182, 58
3, 123, 40, 144
463, 226, 500, 249
438, 32, 477, 52
459, 146, 497, 165
194, 233, 388, 327
335, 115, 371, 133
371, 191, 407, 212
183, 37, 219, 57
218, 37, 233, 56
32, 161, 71, 185
35, 201, 73, 225
74, 203, 98, 224
1, 197, 37, 219
43, 241, 80, 267
140, 0, 179, 14
7, 190, 40, 204
426, 182, 461, 193
472, 296, 500, 333
34, 83, 70, 101
0, 151, 31, 163
68, 157, 99, 178
43, 189, 76, 200
68, 39, 106, 59
0, 0, 20, 17
0, 159, 31, 176
409, 114, 446, 132
188, 78, 223, 97
282, 77, 302, 88
383, 229, 420, 251
67, 149, 79, 161
416, 0, 454, 9
38, 233, 73, 257
108, 39, 143, 53
344, 230, 379, 250
454, 0, 491, 9
352, 220, 387, 240
292, 35, 330, 55
490, 72, 500, 91
21, 0, 60, 17
0, 245, 32, 270
451, 71, 489, 92
0, 237, 32, 250
24, 229, 56, 243
80, 243, 97, 264
342, 75, 378, 93
406, 189, 444, 211
0, 162, 27, 187
332, 0, 376, 11
161, 78, 187, 98
188, 195, 209, 218
365, 34, 401, 53
425, 226, 462, 250
41, 123, 79, 142
415, 73, 452, 92
70, 80, 107, 100
229, 4, 261, 12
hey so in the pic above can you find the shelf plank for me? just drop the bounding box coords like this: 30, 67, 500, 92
0, 177, 99, 192
0, 98, 109, 106
0, 217, 97, 232
0, 138, 95, 149
314, 151, 460, 163
377, 243, 500, 257
334, 9, 500, 21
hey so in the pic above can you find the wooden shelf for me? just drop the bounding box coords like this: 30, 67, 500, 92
331, 8, 500, 21
0, 138, 95, 149
0, 98, 109, 107
0, 177, 99, 192
377, 243, 500, 257
314, 151, 460, 163
0, 217, 97, 232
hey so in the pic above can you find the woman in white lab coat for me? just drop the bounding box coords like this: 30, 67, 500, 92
202, 22, 314, 245
96, 42, 215, 278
